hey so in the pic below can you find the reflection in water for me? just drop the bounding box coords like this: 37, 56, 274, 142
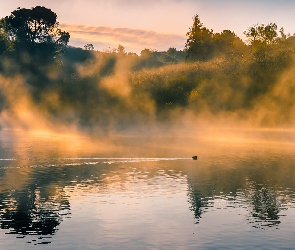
0, 164, 71, 245
187, 182, 207, 221
187, 182, 285, 229
246, 184, 281, 229
186, 151, 295, 231
0, 188, 70, 237
0, 130, 295, 248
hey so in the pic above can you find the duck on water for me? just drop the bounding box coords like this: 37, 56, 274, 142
192, 156, 198, 160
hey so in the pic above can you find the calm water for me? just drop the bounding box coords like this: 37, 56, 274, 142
0, 129, 295, 249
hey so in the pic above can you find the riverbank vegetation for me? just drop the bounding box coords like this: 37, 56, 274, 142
0, 7, 295, 133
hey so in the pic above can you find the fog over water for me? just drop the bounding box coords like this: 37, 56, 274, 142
0, 53, 294, 141
1, 5, 295, 249
0, 128, 295, 249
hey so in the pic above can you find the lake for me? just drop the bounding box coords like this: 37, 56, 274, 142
0, 128, 295, 249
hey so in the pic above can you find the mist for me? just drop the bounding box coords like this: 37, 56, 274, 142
1, 7, 295, 154
0, 46, 295, 151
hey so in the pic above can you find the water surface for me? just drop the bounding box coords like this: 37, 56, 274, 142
0, 129, 295, 249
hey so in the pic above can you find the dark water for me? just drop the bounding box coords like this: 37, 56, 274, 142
0, 129, 295, 249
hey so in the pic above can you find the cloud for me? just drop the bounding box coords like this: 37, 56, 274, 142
59, 23, 186, 53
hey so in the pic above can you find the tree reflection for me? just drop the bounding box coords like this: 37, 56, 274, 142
185, 159, 290, 230
187, 183, 203, 222
0, 152, 106, 241
247, 186, 281, 228
187, 180, 283, 228
0, 187, 70, 236
187, 181, 213, 223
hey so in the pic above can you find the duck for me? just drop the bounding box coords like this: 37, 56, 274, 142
192, 156, 198, 160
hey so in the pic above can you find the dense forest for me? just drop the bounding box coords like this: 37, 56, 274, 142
0, 7, 295, 134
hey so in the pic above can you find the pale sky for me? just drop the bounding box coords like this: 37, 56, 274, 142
1, 0, 295, 53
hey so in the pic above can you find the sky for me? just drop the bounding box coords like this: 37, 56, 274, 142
1, 0, 295, 53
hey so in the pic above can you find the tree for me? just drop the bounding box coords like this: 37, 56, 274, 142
84, 43, 94, 50
117, 44, 125, 54
185, 15, 214, 61
243, 23, 278, 66
167, 47, 177, 56
244, 23, 278, 46
0, 19, 14, 54
3, 6, 69, 57
243, 23, 290, 71
127, 52, 138, 57
243, 23, 293, 100
140, 48, 152, 57
213, 30, 246, 57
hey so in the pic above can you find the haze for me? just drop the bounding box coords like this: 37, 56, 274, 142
1, 0, 295, 53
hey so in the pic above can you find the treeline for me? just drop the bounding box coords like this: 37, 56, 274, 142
130, 16, 295, 125
0, 7, 295, 133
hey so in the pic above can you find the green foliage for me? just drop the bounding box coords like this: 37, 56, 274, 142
185, 15, 214, 61
0, 19, 14, 53
99, 54, 117, 76
244, 23, 278, 45
185, 15, 247, 62
133, 48, 185, 70
129, 62, 219, 116
241, 23, 294, 102
3, 6, 69, 58
0, 7, 295, 130
213, 30, 246, 58
244, 23, 293, 71
63, 46, 94, 63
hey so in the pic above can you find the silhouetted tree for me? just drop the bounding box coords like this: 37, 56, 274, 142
117, 44, 125, 54
127, 52, 138, 57
84, 43, 94, 50
3, 6, 69, 57
140, 48, 153, 57
185, 15, 214, 61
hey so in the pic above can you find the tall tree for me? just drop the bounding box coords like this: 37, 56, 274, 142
3, 6, 69, 57
185, 15, 214, 61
